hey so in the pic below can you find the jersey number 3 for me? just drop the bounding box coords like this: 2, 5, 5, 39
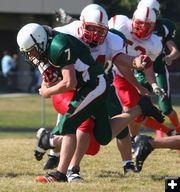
127, 39, 146, 55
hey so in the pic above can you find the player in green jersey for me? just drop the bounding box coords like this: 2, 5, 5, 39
17, 22, 164, 182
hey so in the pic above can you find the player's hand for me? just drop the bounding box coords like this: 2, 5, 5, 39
38, 62, 61, 86
39, 82, 51, 98
153, 87, 166, 100
163, 55, 173, 66
133, 55, 153, 70
55, 8, 73, 24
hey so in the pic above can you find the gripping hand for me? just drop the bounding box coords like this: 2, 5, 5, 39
38, 62, 60, 86
133, 55, 153, 70
153, 87, 166, 100
55, 8, 72, 24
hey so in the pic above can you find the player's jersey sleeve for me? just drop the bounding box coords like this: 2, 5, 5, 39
162, 18, 176, 41
149, 34, 163, 61
155, 18, 176, 44
108, 15, 130, 32
48, 32, 78, 68
106, 31, 127, 61
54, 21, 81, 37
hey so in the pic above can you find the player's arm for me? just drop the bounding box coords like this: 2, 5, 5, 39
163, 20, 180, 65
143, 65, 166, 99
164, 40, 180, 65
39, 64, 77, 98
117, 65, 150, 96
55, 8, 76, 24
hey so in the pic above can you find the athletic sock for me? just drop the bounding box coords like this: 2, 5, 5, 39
167, 112, 180, 132
143, 117, 171, 133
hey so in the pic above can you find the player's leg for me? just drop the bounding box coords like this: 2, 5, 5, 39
35, 75, 109, 183
156, 66, 180, 133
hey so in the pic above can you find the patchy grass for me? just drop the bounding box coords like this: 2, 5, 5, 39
0, 135, 179, 192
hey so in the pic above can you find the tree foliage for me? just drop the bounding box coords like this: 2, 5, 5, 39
94, 0, 180, 21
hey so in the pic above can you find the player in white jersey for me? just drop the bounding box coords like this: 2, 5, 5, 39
108, 7, 173, 158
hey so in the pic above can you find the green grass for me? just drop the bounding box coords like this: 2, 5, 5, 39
0, 135, 179, 192
0, 95, 180, 191
0, 95, 180, 130
0, 95, 57, 129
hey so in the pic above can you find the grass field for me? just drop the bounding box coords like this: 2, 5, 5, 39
0, 94, 57, 129
0, 95, 180, 192
0, 133, 179, 192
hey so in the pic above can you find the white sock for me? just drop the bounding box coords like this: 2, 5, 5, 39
49, 138, 54, 147
49, 149, 60, 157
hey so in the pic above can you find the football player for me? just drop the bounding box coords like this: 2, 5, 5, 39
16, 7, 164, 183
137, 0, 180, 135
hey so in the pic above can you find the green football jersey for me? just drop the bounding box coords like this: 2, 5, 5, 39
47, 31, 104, 88
154, 17, 176, 46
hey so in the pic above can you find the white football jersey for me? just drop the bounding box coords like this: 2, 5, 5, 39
54, 21, 126, 64
109, 15, 162, 76
108, 15, 162, 61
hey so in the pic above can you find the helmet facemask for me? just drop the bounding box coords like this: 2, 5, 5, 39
21, 34, 47, 66
81, 21, 108, 47
79, 6, 109, 47
17, 23, 48, 66
132, 18, 156, 40
132, 7, 156, 40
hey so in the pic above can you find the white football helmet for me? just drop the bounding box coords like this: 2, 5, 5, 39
132, 7, 157, 39
79, 4, 108, 46
137, 0, 160, 16
17, 23, 48, 64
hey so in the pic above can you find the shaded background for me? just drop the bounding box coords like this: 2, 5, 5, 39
0, 0, 179, 93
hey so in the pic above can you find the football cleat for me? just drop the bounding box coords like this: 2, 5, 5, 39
123, 161, 136, 175
43, 155, 60, 170
138, 96, 164, 123
134, 135, 154, 172
35, 171, 67, 183
67, 166, 83, 182
131, 136, 138, 155
34, 128, 54, 161
166, 129, 177, 136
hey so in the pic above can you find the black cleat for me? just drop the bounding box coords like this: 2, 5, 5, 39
36, 171, 67, 183
131, 136, 138, 155
138, 96, 164, 123
166, 129, 177, 136
123, 162, 136, 174
43, 155, 60, 170
67, 166, 83, 182
34, 128, 54, 161
134, 135, 154, 172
